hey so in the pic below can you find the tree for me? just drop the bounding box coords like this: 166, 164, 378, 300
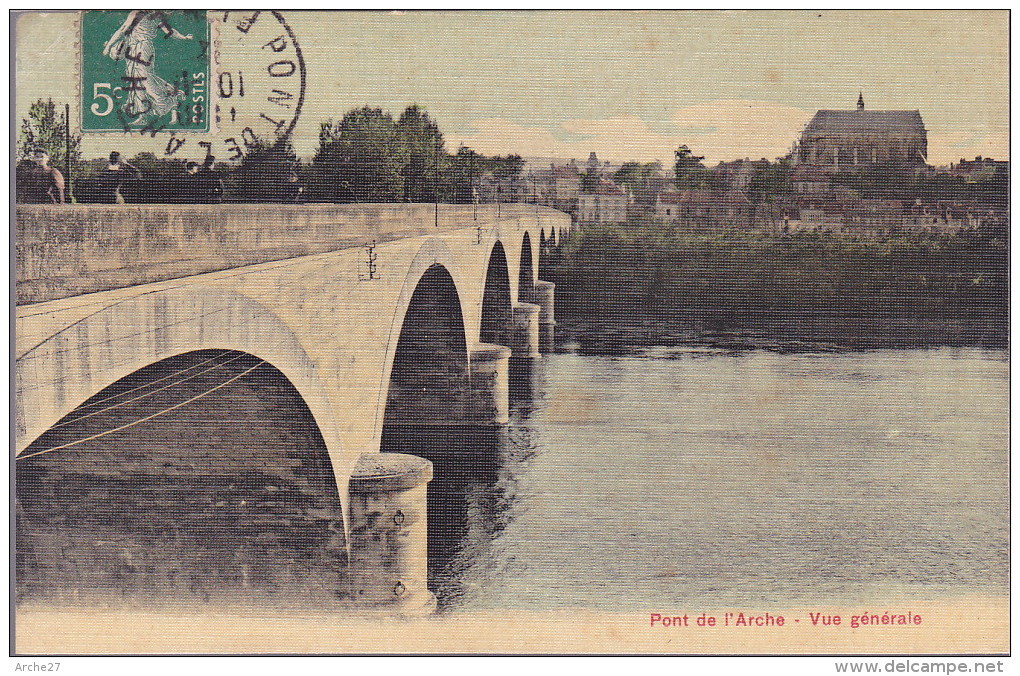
124, 152, 186, 180
674, 144, 708, 189
118, 152, 184, 203
971, 169, 1008, 211
19, 98, 82, 191
613, 161, 663, 210
746, 158, 792, 229
487, 154, 524, 181
580, 169, 600, 194
746, 158, 791, 205
830, 164, 914, 200
449, 145, 483, 204
487, 154, 525, 201
397, 105, 447, 202
227, 136, 301, 203
307, 107, 408, 203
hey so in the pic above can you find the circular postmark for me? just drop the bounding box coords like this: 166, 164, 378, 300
80, 10, 306, 164
184, 11, 306, 162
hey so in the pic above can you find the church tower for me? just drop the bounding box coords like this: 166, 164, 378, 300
857, 92, 865, 110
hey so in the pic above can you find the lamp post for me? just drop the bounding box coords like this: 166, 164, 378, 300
434, 136, 440, 228
470, 151, 476, 221
64, 103, 72, 203
533, 173, 538, 219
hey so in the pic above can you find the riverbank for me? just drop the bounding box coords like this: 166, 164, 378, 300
545, 223, 1008, 352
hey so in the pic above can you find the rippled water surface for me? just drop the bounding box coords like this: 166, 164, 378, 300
429, 347, 1009, 612
17, 345, 1008, 613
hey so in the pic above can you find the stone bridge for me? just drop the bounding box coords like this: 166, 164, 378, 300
15, 203, 571, 610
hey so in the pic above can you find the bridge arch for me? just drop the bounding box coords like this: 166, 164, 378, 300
518, 231, 535, 303
479, 241, 512, 347
16, 346, 345, 604
382, 263, 469, 428
376, 239, 473, 441
15, 287, 344, 469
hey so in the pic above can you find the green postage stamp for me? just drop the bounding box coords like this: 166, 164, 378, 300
80, 10, 210, 132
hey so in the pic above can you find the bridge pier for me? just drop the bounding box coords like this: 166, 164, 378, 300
469, 343, 512, 425
347, 452, 437, 616
529, 280, 556, 352
509, 302, 541, 359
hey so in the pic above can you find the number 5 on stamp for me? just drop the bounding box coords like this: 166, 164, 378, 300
80, 10, 210, 132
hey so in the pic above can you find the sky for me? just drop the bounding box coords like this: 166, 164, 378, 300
15, 10, 1009, 167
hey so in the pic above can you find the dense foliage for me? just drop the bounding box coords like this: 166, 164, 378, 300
55, 102, 527, 204
673, 144, 711, 189
18, 98, 83, 179
306, 106, 410, 203
612, 161, 666, 211
547, 219, 1008, 350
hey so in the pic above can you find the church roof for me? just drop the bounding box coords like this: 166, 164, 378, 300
803, 110, 925, 137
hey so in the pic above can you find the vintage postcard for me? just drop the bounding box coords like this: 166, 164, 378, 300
12, 10, 1009, 661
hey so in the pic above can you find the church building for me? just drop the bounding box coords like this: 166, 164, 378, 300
794, 94, 928, 170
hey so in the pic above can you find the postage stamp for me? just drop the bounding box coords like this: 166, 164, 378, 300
80, 10, 211, 133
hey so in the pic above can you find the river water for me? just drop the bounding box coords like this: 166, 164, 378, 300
427, 345, 1009, 613
16, 344, 1009, 613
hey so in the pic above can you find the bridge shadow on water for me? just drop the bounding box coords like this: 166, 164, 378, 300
380, 358, 540, 611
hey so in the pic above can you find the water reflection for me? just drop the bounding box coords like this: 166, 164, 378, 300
508, 358, 536, 414
419, 345, 1008, 612
381, 423, 528, 610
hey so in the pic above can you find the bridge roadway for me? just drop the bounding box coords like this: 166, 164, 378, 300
15, 204, 571, 564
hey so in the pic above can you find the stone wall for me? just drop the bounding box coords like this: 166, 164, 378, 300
16, 203, 554, 304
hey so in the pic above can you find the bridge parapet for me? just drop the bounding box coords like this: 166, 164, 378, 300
16, 203, 568, 305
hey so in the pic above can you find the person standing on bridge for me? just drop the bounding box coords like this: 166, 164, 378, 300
279, 169, 304, 203
181, 155, 223, 204
197, 155, 224, 204
96, 151, 141, 203
16, 149, 65, 204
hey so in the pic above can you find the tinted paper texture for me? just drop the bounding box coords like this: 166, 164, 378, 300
13, 10, 1008, 655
